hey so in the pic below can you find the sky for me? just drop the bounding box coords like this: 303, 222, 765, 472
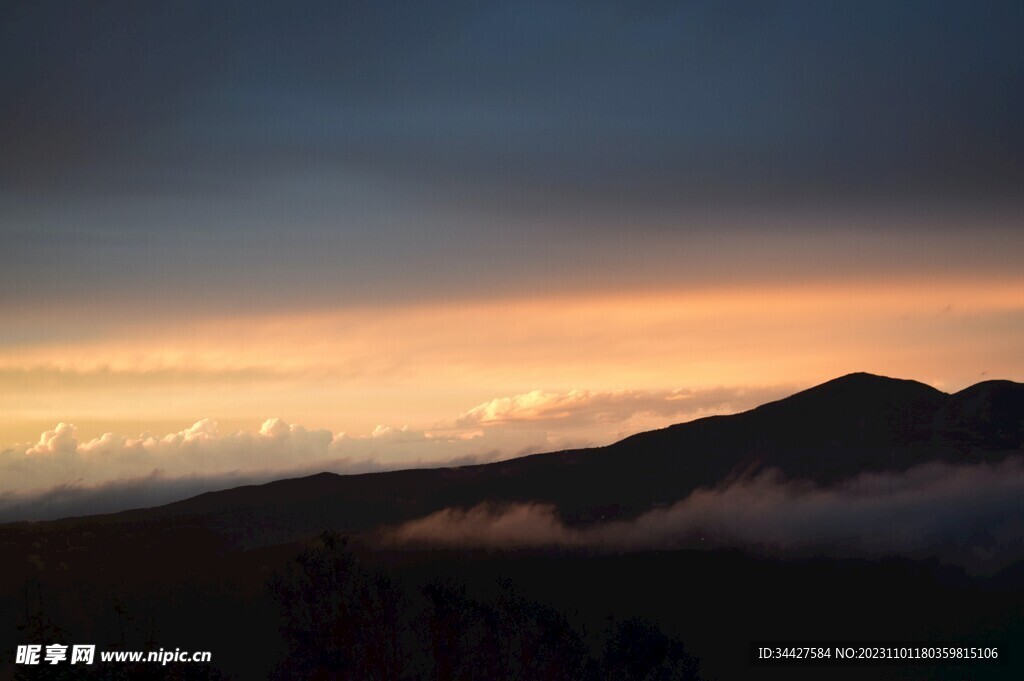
1, 1, 1022, 511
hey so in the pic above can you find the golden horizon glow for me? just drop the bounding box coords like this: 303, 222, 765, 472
1, 275, 1021, 448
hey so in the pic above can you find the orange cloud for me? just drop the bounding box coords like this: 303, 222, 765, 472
454, 386, 790, 427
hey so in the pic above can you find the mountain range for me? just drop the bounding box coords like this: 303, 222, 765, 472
47, 372, 1020, 547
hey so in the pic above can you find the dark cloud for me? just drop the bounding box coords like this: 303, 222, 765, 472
3, 2, 1022, 311
3, 1, 1022, 206
386, 456, 1024, 572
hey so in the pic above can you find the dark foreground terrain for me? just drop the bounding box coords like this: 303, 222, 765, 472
2, 374, 1022, 679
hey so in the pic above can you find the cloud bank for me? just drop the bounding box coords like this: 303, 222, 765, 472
387, 457, 1024, 569
0, 418, 538, 521
0, 385, 779, 521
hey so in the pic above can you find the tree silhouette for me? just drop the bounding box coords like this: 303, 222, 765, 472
355, 569, 411, 681
420, 578, 478, 681
269, 531, 413, 680
485, 578, 588, 681
270, 532, 364, 679
418, 576, 591, 680
269, 533, 701, 680
601, 617, 701, 681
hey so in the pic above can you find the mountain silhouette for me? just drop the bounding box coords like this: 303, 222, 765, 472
95, 372, 1021, 544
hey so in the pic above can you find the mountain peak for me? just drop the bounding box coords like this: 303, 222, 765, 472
759, 372, 945, 414
811, 371, 942, 394
943, 379, 1024, 449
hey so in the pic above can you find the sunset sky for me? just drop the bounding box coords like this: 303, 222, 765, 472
2, 1, 1022, 506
